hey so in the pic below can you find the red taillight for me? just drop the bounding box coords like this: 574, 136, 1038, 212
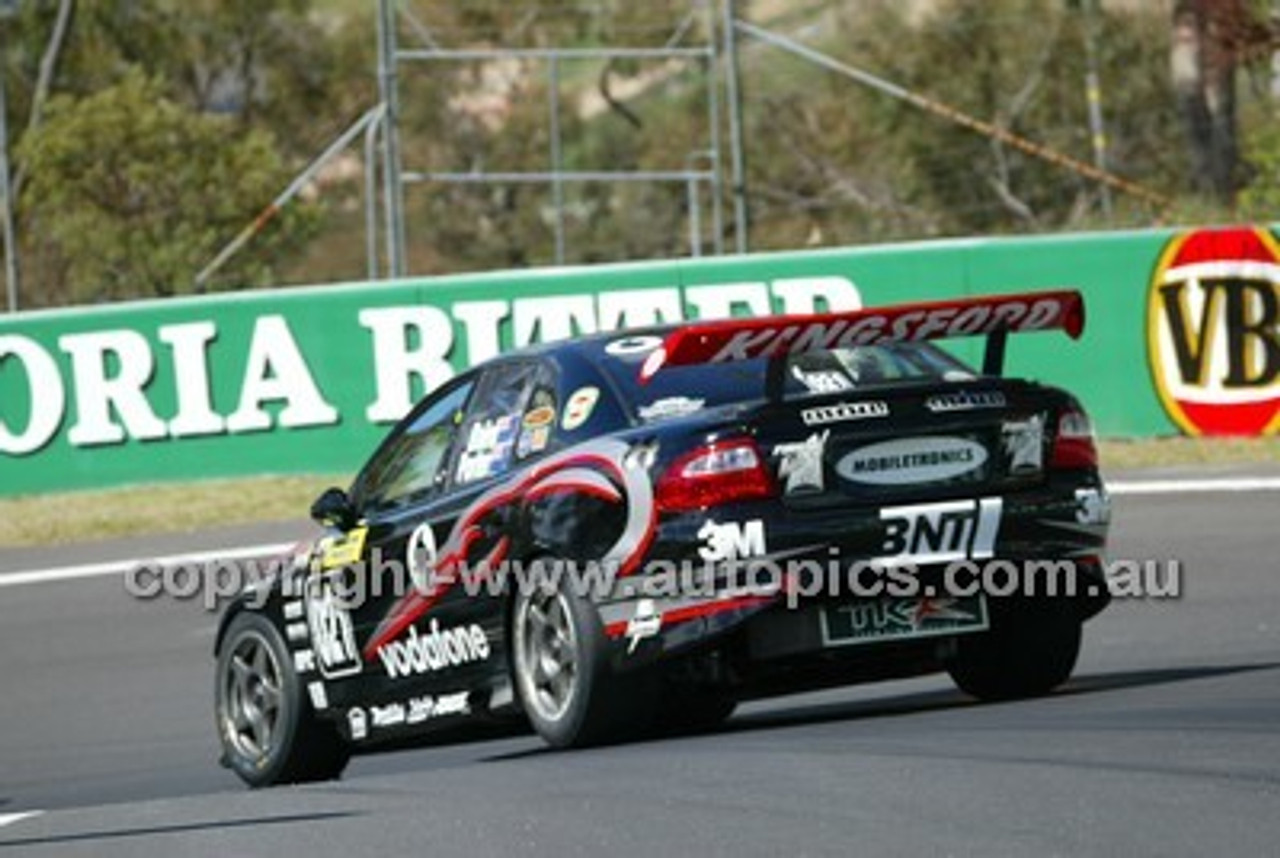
1051, 406, 1098, 469
656, 438, 777, 512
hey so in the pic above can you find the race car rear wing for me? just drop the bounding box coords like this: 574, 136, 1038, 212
638, 289, 1084, 384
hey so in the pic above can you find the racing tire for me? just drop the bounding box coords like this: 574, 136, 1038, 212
215, 611, 350, 787
511, 560, 657, 748
946, 598, 1082, 702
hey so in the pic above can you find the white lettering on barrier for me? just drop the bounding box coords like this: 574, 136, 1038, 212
597, 288, 683, 330
513, 294, 599, 346
159, 322, 226, 438
226, 315, 338, 433
686, 282, 772, 319
453, 300, 510, 366
0, 334, 64, 455
0, 275, 863, 457
60, 329, 168, 446
360, 306, 457, 423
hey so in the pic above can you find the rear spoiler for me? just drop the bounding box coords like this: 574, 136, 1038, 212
639, 289, 1084, 383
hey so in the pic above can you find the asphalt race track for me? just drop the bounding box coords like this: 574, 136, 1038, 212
1, 470, 1278, 856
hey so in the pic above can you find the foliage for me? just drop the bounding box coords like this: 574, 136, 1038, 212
744, 0, 1188, 249
3, 0, 1278, 304
17, 71, 314, 303
1238, 104, 1280, 219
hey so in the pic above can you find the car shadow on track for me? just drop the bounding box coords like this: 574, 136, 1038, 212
478, 660, 1280, 763
726, 660, 1280, 734
0, 811, 360, 850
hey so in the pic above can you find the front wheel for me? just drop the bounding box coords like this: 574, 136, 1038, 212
946, 599, 1082, 701
215, 611, 349, 787
510, 562, 655, 747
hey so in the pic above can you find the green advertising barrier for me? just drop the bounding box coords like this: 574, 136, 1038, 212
1, 224, 1277, 497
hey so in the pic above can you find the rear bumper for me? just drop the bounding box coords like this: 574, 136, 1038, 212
600, 478, 1110, 671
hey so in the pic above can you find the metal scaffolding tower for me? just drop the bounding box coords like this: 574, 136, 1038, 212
373, 0, 739, 277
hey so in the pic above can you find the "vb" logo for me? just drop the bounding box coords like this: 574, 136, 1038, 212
1149, 228, 1280, 436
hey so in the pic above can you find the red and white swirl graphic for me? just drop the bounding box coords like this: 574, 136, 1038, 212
362, 438, 655, 659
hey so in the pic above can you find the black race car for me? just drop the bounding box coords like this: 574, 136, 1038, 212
214, 290, 1111, 787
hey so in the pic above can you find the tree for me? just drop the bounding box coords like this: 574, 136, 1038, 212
1170, 0, 1274, 203
17, 70, 313, 304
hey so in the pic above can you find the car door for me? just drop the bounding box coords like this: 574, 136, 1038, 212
317, 360, 557, 716
301, 375, 477, 711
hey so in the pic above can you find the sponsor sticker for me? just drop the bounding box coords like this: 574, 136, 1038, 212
522, 405, 556, 430
371, 702, 407, 728
801, 400, 889, 426
774, 430, 829, 495
624, 598, 662, 654
406, 521, 438, 593
456, 415, 518, 483
821, 595, 988, 646
1148, 226, 1280, 436
637, 396, 704, 422
605, 335, 664, 356
1074, 486, 1110, 525
697, 519, 767, 563
1001, 415, 1045, 474
307, 681, 329, 711
348, 707, 368, 740
562, 386, 600, 432
878, 497, 1002, 564
517, 425, 551, 458
837, 436, 988, 486
376, 619, 492, 679
792, 366, 853, 394
407, 691, 471, 724
293, 650, 316, 674
318, 525, 368, 570
924, 391, 1007, 413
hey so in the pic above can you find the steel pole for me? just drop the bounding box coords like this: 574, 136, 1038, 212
548, 56, 566, 265
364, 109, 383, 281
1081, 0, 1112, 217
687, 175, 702, 257
722, 0, 749, 253
0, 24, 18, 313
377, 0, 408, 278
704, 0, 725, 254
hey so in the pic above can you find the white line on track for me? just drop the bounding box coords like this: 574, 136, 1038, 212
0, 542, 294, 589
0, 811, 43, 829
0, 476, 1276, 589
1109, 477, 1280, 495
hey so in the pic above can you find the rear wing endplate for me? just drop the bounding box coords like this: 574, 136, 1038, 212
639, 289, 1084, 383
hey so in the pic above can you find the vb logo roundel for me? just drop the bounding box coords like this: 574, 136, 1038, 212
1148, 227, 1280, 436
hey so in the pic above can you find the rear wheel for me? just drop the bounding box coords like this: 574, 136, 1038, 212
215, 611, 349, 787
511, 561, 655, 747
946, 599, 1082, 701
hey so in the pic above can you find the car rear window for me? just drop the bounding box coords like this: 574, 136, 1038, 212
602, 342, 975, 420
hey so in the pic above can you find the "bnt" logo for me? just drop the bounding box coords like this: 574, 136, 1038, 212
1148, 227, 1280, 436
878, 498, 1002, 565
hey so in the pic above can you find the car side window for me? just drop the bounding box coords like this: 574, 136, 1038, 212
452, 361, 555, 486
356, 380, 474, 513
